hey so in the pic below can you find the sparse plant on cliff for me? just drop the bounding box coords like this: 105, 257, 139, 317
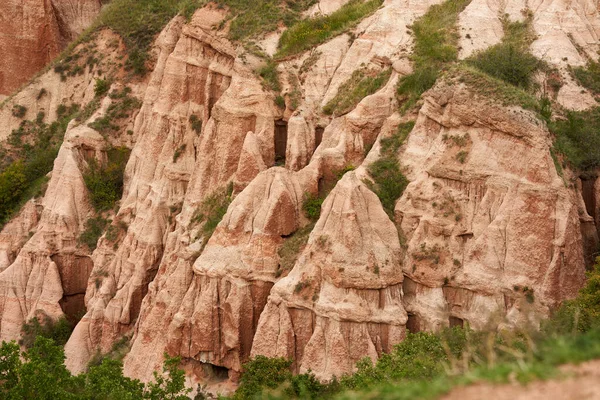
277, 223, 314, 278
79, 216, 110, 251
83, 147, 131, 212
191, 182, 234, 246
366, 122, 413, 216
571, 60, 600, 96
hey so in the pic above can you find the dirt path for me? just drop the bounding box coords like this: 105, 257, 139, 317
441, 360, 600, 400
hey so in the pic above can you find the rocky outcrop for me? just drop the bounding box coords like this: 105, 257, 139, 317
252, 172, 407, 380
396, 82, 586, 331
0, 0, 102, 95
0, 0, 598, 392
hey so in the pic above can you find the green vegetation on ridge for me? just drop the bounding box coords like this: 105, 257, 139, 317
396, 0, 471, 110
277, 0, 384, 58
226, 257, 600, 400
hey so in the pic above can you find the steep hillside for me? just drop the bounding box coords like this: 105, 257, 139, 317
0, 0, 600, 397
0, 0, 102, 96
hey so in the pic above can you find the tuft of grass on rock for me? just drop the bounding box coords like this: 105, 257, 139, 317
323, 68, 392, 115
276, 0, 384, 59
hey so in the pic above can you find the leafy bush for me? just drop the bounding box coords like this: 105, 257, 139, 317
303, 193, 324, 221
572, 61, 600, 95
550, 107, 600, 170
234, 355, 327, 400
234, 356, 293, 399
0, 337, 191, 399
367, 122, 413, 216
20, 316, 73, 349
277, 0, 383, 58
323, 68, 391, 115
11, 104, 27, 118
0, 104, 79, 227
467, 44, 540, 89
83, 147, 130, 212
94, 78, 111, 97
397, 0, 471, 109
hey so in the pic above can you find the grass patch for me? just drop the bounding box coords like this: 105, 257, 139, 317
571, 60, 600, 96
88, 86, 141, 135
396, 0, 471, 110
448, 65, 540, 110
83, 147, 131, 212
366, 122, 413, 216
276, 0, 384, 58
97, 0, 205, 75
466, 16, 541, 90
323, 68, 392, 115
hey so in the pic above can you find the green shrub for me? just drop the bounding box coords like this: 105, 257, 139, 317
94, 78, 111, 97
572, 61, 600, 95
366, 122, 413, 216
467, 43, 540, 89
396, 0, 471, 110
83, 147, 130, 212
88, 86, 141, 135
19, 316, 73, 349
258, 59, 281, 92
277, 0, 384, 58
79, 216, 109, 251
550, 107, 600, 170
303, 193, 324, 221
11, 104, 27, 118
323, 68, 392, 115
0, 105, 79, 227
0, 337, 191, 399
233, 356, 293, 400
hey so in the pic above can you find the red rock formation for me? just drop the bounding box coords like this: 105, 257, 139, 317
0, 0, 101, 95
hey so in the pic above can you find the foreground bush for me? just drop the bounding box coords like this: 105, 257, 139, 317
0, 337, 190, 399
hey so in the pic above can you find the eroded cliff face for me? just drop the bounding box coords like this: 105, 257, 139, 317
0, 0, 599, 391
0, 0, 102, 95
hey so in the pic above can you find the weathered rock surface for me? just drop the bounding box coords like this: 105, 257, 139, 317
396, 82, 586, 331
0, 0, 597, 393
0, 0, 101, 95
